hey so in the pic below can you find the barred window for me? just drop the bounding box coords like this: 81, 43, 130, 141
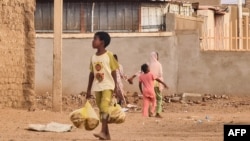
83, 2, 139, 32
141, 6, 165, 32
35, 0, 54, 32
35, 0, 166, 33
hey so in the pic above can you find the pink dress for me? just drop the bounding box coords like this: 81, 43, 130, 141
139, 72, 157, 117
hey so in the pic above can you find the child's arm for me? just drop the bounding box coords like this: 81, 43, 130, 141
155, 78, 169, 89
119, 65, 126, 79
128, 71, 142, 84
127, 74, 136, 84
139, 81, 143, 94
86, 72, 94, 99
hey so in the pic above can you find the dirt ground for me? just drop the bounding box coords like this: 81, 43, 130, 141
0, 92, 250, 141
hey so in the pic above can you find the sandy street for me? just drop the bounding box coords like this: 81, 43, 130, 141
0, 94, 250, 141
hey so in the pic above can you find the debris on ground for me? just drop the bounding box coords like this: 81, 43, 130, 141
163, 93, 231, 105
27, 122, 72, 132
34, 91, 240, 113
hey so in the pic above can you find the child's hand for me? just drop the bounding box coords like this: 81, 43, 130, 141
164, 84, 169, 89
127, 78, 133, 84
86, 90, 92, 99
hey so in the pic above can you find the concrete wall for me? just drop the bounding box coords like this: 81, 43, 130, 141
36, 31, 250, 96
35, 36, 177, 95
176, 31, 250, 95
0, 0, 36, 108
165, 13, 203, 35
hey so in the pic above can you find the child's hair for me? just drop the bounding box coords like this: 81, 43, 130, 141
141, 63, 149, 73
113, 54, 118, 61
94, 31, 111, 47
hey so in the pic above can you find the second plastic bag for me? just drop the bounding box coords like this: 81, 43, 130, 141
108, 98, 126, 124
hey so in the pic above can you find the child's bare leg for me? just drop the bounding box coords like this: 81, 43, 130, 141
151, 97, 156, 116
94, 90, 112, 140
93, 113, 110, 140
105, 120, 111, 140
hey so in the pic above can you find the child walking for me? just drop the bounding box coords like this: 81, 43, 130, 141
86, 31, 119, 140
148, 51, 164, 118
139, 64, 168, 118
128, 51, 166, 118
113, 54, 127, 106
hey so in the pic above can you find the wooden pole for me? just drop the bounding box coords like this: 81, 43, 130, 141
238, 0, 243, 49
230, 22, 233, 50
53, 0, 63, 112
246, 16, 249, 50
205, 31, 208, 50
209, 29, 211, 50
225, 24, 228, 50
201, 31, 207, 50
235, 20, 238, 50
219, 24, 222, 50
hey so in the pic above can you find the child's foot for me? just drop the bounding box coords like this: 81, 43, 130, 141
149, 112, 154, 117
99, 134, 111, 140
93, 133, 111, 140
155, 113, 163, 118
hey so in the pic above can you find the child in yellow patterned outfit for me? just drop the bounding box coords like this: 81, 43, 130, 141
86, 31, 119, 140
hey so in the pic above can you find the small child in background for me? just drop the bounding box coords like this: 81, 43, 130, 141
113, 54, 127, 106
139, 64, 168, 117
128, 51, 167, 118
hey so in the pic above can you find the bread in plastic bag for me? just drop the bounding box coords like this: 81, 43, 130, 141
108, 98, 126, 124
69, 100, 99, 130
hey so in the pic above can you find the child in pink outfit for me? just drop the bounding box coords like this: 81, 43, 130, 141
139, 64, 168, 117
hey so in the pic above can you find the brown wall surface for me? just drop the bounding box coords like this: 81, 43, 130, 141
0, 0, 36, 108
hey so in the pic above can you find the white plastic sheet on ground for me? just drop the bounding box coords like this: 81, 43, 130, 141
28, 122, 73, 132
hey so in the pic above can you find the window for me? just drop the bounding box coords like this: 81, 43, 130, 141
35, 0, 54, 32
141, 6, 165, 32
84, 2, 139, 32
35, 0, 167, 33
63, 1, 81, 32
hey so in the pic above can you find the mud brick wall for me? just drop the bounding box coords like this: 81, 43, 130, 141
0, 0, 36, 108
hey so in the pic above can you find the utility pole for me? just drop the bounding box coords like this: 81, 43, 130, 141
53, 0, 63, 112
91, 2, 95, 32
238, 0, 243, 49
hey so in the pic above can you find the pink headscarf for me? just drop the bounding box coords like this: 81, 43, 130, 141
148, 51, 164, 91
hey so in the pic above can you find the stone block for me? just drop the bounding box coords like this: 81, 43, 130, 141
171, 97, 181, 102
181, 93, 203, 102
